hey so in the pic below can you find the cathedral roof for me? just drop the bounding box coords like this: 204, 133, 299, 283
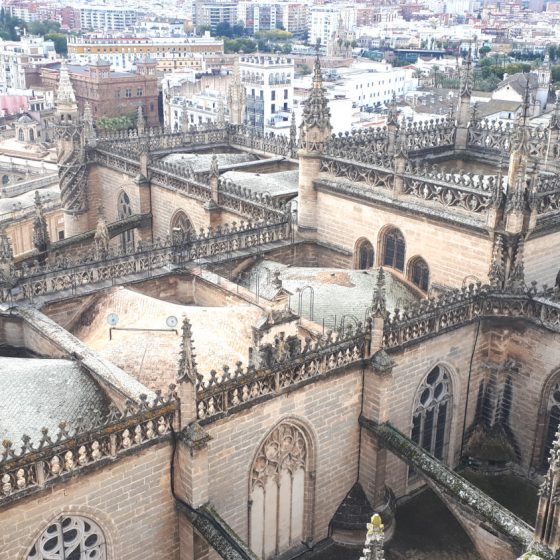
162, 152, 257, 173
0, 357, 110, 443
72, 287, 265, 388
220, 169, 299, 198
241, 262, 420, 329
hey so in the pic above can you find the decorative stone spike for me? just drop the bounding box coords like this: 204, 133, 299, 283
94, 206, 110, 259
32, 190, 50, 253
371, 268, 387, 318
178, 316, 199, 384
488, 234, 505, 288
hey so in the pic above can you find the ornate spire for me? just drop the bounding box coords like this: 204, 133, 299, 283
56, 61, 76, 106
137, 105, 146, 135
0, 228, 12, 262
506, 236, 525, 290
289, 111, 297, 157
488, 234, 505, 288
512, 74, 532, 153
459, 44, 474, 98
0, 227, 14, 288
386, 92, 398, 127
178, 317, 199, 384
534, 428, 560, 554
227, 57, 246, 126
216, 98, 226, 128
32, 190, 50, 252
360, 514, 385, 560
550, 91, 560, 130
94, 206, 110, 259
371, 268, 387, 318
82, 102, 96, 146
299, 51, 332, 152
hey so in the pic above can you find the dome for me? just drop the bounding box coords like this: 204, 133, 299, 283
17, 114, 34, 124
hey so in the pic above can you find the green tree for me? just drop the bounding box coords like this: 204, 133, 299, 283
45, 32, 67, 55
96, 113, 136, 131
479, 45, 491, 57
0, 8, 25, 40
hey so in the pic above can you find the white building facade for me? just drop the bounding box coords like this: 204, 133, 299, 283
240, 55, 294, 135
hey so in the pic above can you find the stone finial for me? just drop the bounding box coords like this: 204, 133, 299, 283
512, 74, 532, 153
371, 268, 387, 318
227, 57, 246, 126
386, 92, 398, 127
137, 105, 146, 134
82, 102, 97, 146
506, 236, 525, 290
216, 98, 226, 128
210, 152, 220, 179
56, 61, 77, 106
488, 234, 505, 288
459, 44, 474, 99
0, 227, 14, 288
32, 190, 49, 252
178, 316, 199, 384
289, 111, 297, 152
0, 228, 13, 263
94, 206, 110, 258
360, 514, 385, 560
534, 428, 560, 554
299, 50, 332, 152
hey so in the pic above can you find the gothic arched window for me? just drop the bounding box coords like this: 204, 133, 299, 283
29, 129, 34, 142
382, 227, 405, 272
409, 256, 430, 291
18, 128, 24, 142
542, 383, 560, 467
250, 422, 311, 559
355, 238, 374, 270
27, 515, 107, 559
411, 365, 452, 461
118, 191, 133, 249
170, 210, 194, 244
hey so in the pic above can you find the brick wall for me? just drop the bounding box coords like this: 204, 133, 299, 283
0, 442, 179, 560
525, 230, 560, 287
202, 366, 363, 546
314, 191, 493, 289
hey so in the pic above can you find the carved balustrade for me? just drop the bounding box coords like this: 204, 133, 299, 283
532, 172, 560, 216
467, 119, 514, 152
402, 162, 499, 213
90, 149, 140, 177
217, 178, 289, 220
323, 128, 390, 158
0, 393, 177, 504
320, 157, 394, 190
4, 217, 291, 301
196, 327, 367, 421
383, 284, 560, 349
401, 118, 455, 151
228, 125, 296, 158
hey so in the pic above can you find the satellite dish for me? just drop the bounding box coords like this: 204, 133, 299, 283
166, 315, 178, 328
107, 313, 119, 327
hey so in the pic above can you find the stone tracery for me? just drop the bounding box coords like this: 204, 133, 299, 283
27, 515, 107, 560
